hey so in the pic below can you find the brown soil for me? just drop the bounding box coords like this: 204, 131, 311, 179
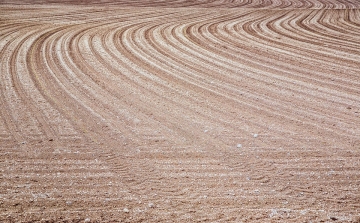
0, 0, 359, 222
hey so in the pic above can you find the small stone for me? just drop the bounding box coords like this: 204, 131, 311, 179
84, 218, 91, 223
253, 134, 258, 138
123, 208, 129, 213
66, 201, 72, 206
148, 203, 155, 208
237, 144, 242, 148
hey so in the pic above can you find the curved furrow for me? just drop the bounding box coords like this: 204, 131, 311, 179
294, 10, 360, 58
25, 25, 96, 141
272, 11, 360, 99
169, 16, 319, 126
337, 9, 360, 33
237, 10, 360, 131
1, 2, 360, 222
169, 15, 319, 135
25, 21, 138, 180
124, 21, 241, 126
236, 11, 359, 87
317, 9, 360, 43
55, 24, 131, 130
164, 0, 351, 9
0, 24, 34, 145
14, 26, 83, 143
117, 8, 360, 216
79, 13, 278, 200
104, 25, 268, 200
82, 25, 209, 191
0, 18, 137, 221
30, 22, 140, 146
148, 15, 293, 137
0, 25, 51, 143
90, 23, 195, 142
104, 22, 239, 198
114, 20, 272, 150
231, 11, 359, 81
238, 10, 360, 86
3, 0, 360, 9
165, 13, 358, 144
67, 9, 195, 130
214, 12, 360, 139
277, 10, 360, 78
244, 11, 360, 105
143, 23, 261, 134
32, 23, 159, 194
109, 21, 239, 143
111, 13, 280, 197
68, 23, 145, 128
65, 19, 201, 195
270, 10, 360, 61
140, 18, 312, 157
100, 9, 358, 190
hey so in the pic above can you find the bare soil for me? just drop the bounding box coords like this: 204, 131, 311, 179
1, 0, 360, 222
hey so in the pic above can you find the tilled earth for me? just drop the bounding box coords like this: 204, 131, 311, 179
0, 0, 360, 222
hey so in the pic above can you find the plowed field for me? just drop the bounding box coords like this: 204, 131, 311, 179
1, 0, 360, 222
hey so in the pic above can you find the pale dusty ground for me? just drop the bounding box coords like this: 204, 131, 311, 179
0, 0, 360, 222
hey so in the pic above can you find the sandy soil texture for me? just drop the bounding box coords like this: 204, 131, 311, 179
0, 0, 360, 222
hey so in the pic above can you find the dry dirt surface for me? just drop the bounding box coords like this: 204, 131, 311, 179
1, 0, 360, 222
